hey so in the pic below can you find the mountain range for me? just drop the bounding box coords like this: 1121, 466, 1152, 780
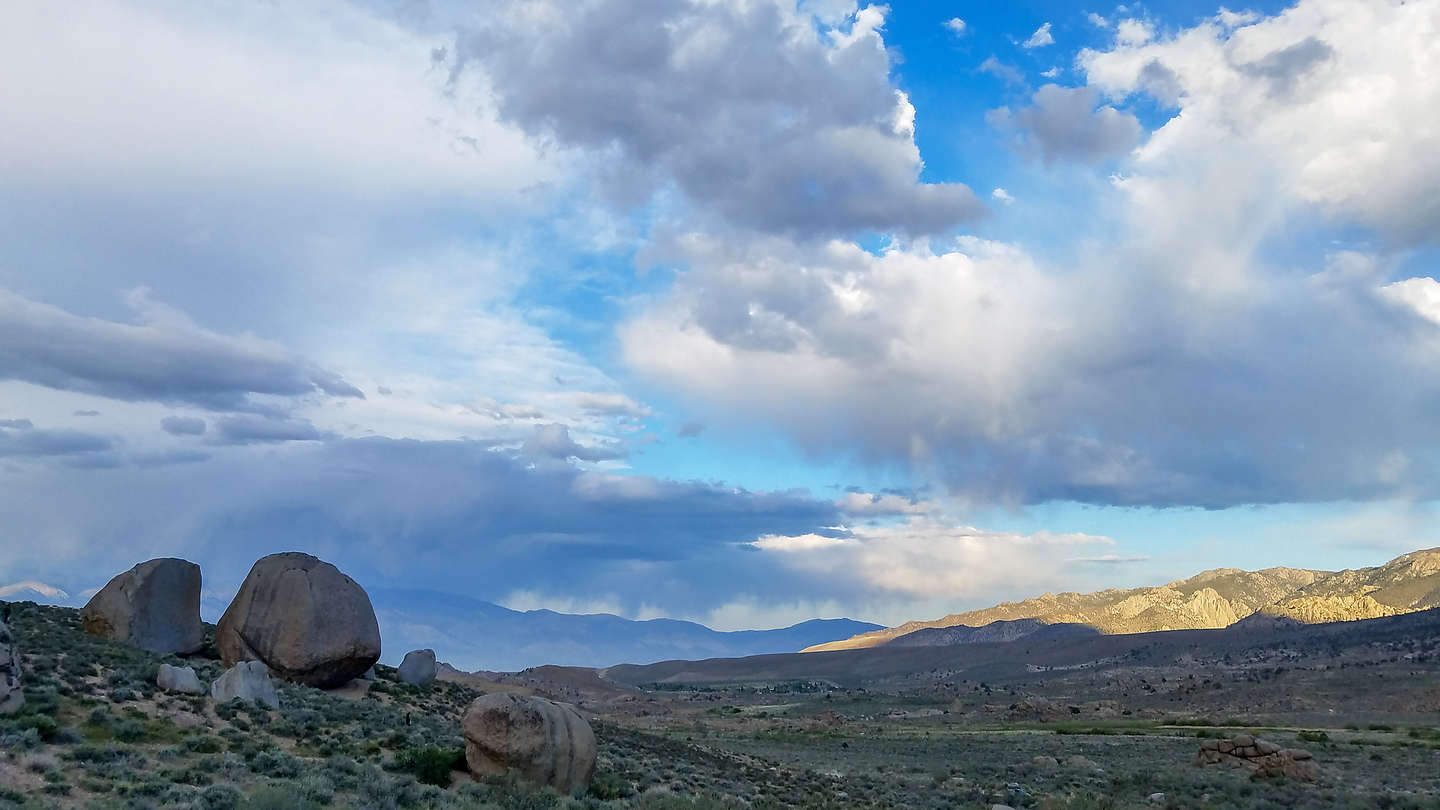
806, 547, 1440, 652
7, 546, 1436, 672
366, 589, 881, 672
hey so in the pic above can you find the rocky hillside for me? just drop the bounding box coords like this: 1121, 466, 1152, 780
807, 547, 1440, 652
1261, 547, 1440, 623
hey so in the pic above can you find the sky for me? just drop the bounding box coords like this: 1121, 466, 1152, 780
2, 0, 1439, 632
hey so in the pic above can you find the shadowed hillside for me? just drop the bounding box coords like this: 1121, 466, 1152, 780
608, 606, 1440, 690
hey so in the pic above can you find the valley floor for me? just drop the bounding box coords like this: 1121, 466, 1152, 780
2, 601, 1439, 809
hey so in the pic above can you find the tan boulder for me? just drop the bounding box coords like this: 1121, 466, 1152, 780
461, 692, 596, 795
82, 558, 204, 654
216, 553, 380, 688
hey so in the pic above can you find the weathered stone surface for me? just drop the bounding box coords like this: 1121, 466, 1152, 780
0, 617, 22, 715
1195, 735, 1319, 781
82, 558, 204, 655
462, 693, 596, 795
398, 649, 438, 686
210, 661, 280, 709
216, 552, 381, 688
1031, 755, 1058, 767
157, 664, 206, 695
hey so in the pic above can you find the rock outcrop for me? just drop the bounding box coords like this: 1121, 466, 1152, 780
81, 558, 205, 655
1006, 696, 1062, 722
398, 649, 437, 686
1195, 734, 1319, 781
461, 693, 596, 795
216, 553, 381, 688
211, 661, 280, 709
0, 617, 22, 715
157, 663, 206, 695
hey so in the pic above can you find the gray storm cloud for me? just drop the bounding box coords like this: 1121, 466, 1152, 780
447, 0, 983, 238
988, 84, 1142, 164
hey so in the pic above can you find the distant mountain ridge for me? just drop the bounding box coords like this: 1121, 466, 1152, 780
368, 588, 882, 672
806, 547, 1440, 652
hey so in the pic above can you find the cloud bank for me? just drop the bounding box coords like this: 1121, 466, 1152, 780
622, 1, 1440, 507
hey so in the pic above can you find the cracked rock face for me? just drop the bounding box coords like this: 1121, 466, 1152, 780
462, 692, 596, 795
1196, 735, 1320, 781
0, 617, 22, 715
216, 552, 381, 688
82, 558, 205, 655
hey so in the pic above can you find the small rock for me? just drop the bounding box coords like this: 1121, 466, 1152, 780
0, 617, 22, 715
1233, 733, 1255, 746
397, 649, 438, 686
991, 805, 1018, 810
1065, 755, 1097, 769
157, 663, 206, 695
1148, 792, 1166, 804
1031, 755, 1058, 767
211, 661, 280, 709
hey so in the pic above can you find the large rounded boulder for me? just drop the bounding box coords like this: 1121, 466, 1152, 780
216, 553, 380, 688
82, 558, 204, 655
461, 693, 596, 795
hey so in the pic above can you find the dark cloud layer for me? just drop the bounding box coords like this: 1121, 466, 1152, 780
0, 421, 112, 458
451, 0, 982, 237
160, 416, 207, 436
213, 415, 327, 445
0, 289, 363, 411
0, 437, 843, 617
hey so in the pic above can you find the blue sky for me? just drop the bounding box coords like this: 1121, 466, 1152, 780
1, 0, 1438, 631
